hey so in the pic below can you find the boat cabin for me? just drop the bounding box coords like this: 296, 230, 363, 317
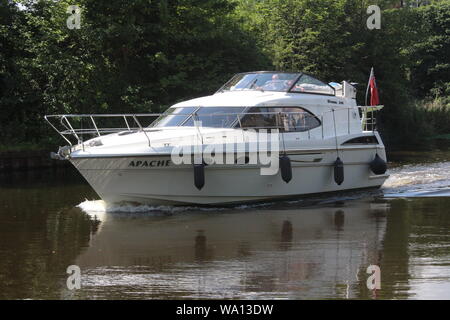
152, 71, 360, 135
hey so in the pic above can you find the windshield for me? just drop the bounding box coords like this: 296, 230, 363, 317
220, 72, 300, 92
182, 107, 245, 128
291, 74, 335, 95
151, 107, 197, 127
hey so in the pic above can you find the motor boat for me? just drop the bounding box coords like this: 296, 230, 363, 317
45, 71, 389, 205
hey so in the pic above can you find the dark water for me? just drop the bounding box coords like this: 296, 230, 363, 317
0, 152, 449, 300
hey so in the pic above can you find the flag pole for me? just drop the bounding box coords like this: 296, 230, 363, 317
363, 67, 373, 130
365, 67, 373, 107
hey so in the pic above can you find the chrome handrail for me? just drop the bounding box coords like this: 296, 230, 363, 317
45, 114, 159, 146
45, 107, 373, 147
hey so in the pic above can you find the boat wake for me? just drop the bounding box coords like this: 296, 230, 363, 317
76, 161, 450, 214
76, 199, 228, 215
382, 161, 450, 198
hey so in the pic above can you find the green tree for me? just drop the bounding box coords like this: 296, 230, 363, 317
0, 0, 268, 147
407, 1, 450, 98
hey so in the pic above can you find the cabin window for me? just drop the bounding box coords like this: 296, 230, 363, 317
182, 107, 245, 128
238, 107, 321, 132
151, 107, 197, 127
290, 74, 335, 95
342, 136, 379, 145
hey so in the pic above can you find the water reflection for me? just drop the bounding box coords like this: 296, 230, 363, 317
194, 230, 209, 262
280, 220, 293, 250
334, 210, 345, 231
0, 167, 99, 299
69, 201, 391, 299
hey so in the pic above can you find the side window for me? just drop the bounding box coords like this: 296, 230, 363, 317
291, 75, 334, 95
238, 107, 321, 132
279, 107, 321, 132
239, 107, 278, 129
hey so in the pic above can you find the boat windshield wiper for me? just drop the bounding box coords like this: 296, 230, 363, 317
248, 78, 258, 89
248, 78, 264, 92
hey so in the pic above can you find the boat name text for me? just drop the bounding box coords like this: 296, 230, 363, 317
129, 160, 171, 167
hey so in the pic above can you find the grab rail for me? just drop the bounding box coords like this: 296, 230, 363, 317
45, 107, 376, 147
359, 105, 384, 131
45, 114, 158, 146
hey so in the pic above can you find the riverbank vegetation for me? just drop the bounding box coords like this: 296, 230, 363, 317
0, 0, 449, 150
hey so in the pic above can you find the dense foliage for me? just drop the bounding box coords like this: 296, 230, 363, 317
235, 0, 450, 146
0, 0, 267, 146
0, 0, 449, 149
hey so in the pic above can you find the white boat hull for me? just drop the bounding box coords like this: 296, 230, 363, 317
71, 147, 388, 205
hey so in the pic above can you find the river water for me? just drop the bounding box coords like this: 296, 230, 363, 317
0, 151, 449, 300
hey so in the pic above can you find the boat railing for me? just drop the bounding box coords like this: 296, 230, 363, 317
45, 113, 160, 146
45, 107, 374, 147
359, 105, 384, 131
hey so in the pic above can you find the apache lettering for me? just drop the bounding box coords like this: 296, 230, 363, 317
128, 159, 171, 167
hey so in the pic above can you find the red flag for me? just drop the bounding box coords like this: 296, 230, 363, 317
369, 68, 380, 106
